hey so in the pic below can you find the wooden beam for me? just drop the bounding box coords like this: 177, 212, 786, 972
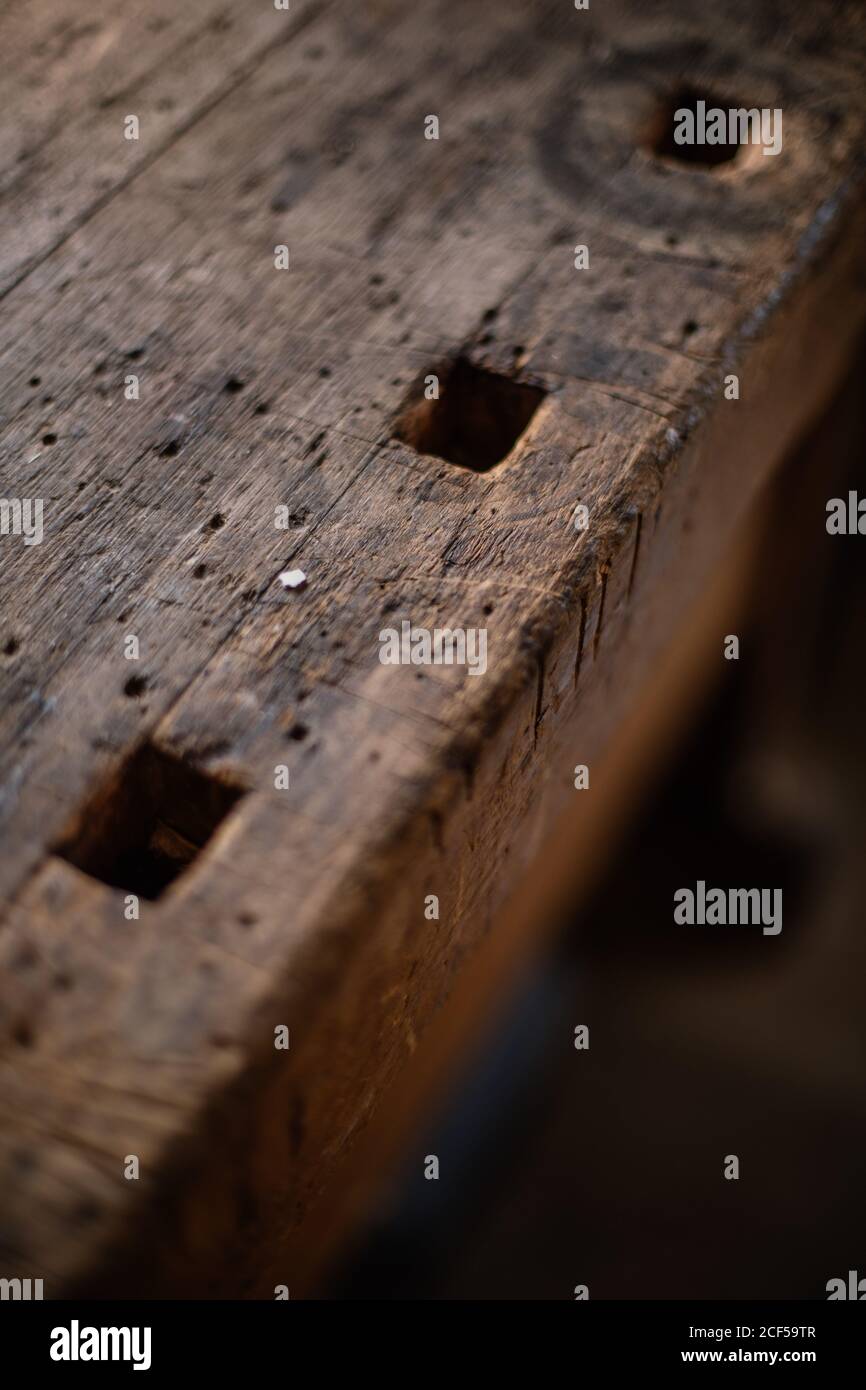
0, 0, 864, 1295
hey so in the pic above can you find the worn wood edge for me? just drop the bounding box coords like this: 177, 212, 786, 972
284, 498, 771, 1295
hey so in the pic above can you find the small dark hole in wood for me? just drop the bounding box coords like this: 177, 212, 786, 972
224, 376, 245, 393
42, 431, 57, 446
125, 347, 145, 361
286, 723, 308, 742
123, 674, 148, 698
28, 375, 41, 387
208, 513, 226, 530
160, 440, 180, 457
648, 85, 745, 168
319, 366, 332, 377
254, 401, 270, 415
13, 1021, 34, 1048
394, 358, 546, 472
53, 742, 246, 901
3, 636, 19, 656
683, 319, 699, 336
237, 911, 257, 929
192, 562, 208, 579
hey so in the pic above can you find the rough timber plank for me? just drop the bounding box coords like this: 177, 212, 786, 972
0, 0, 865, 1295
0, 0, 322, 296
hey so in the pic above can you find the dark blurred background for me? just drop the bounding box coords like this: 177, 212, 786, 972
324, 339, 866, 1300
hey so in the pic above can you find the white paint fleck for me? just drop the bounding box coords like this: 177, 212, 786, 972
278, 568, 307, 590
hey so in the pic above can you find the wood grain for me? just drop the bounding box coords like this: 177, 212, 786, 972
0, 0, 864, 1295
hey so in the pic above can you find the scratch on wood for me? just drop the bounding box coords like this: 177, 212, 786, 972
573, 594, 587, 690
593, 566, 610, 660
533, 653, 545, 747
628, 512, 643, 599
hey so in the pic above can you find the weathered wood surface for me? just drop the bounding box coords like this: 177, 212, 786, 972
0, 0, 865, 1296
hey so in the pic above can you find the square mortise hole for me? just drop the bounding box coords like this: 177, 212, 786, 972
54, 743, 245, 900
394, 358, 546, 472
